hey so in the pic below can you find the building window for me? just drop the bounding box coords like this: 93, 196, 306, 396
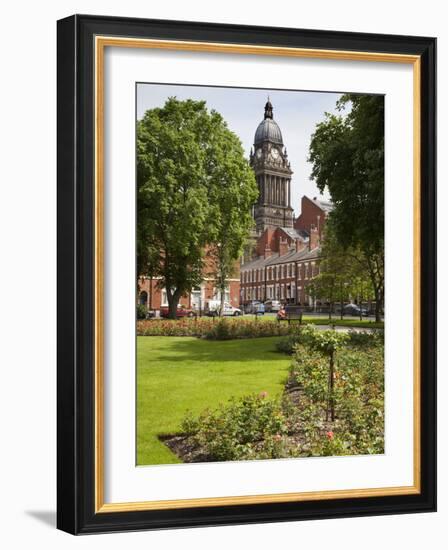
305, 264, 309, 279
161, 288, 168, 307
139, 291, 148, 306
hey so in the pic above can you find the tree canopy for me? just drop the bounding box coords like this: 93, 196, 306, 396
308, 94, 384, 319
137, 98, 257, 318
306, 219, 374, 319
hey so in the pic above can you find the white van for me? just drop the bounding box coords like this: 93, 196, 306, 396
205, 300, 243, 317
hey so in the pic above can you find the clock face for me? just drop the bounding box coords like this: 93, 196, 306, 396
271, 148, 279, 159
256, 148, 262, 158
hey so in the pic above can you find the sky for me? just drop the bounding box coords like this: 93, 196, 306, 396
136, 83, 346, 213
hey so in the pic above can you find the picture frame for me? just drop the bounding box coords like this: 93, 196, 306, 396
57, 14, 436, 534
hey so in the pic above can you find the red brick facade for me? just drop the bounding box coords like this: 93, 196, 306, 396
138, 253, 241, 313
294, 196, 332, 238
138, 276, 240, 312
240, 196, 330, 307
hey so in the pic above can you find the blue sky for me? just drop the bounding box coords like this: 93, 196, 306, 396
137, 83, 345, 210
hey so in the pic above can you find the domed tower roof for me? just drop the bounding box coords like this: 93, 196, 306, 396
254, 99, 283, 146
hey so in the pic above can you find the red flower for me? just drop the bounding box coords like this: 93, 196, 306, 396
326, 431, 334, 440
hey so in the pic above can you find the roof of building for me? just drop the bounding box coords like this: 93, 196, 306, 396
310, 197, 333, 213
281, 227, 309, 241
254, 99, 284, 145
241, 246, 322, 271
254, 118, 283, 146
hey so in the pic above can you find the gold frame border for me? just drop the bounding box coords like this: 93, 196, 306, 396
94, 36, 422, 513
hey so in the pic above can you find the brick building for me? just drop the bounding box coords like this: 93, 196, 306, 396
241, 100, 332, 307
138, 255, 241, 313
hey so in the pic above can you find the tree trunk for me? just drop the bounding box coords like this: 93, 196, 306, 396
219, 285, 226, 317
326, 351, 336, 422
167, 289, 182, 319
328, 351, 335, 422
374, 286, 382, 322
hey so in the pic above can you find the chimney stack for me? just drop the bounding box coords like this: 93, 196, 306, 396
279, 237, 289, 257
309, 225, 320, 250
295, 238, 305, 253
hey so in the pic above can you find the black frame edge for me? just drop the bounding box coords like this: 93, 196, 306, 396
57, 14, 437, 535
57, 14, 78, 535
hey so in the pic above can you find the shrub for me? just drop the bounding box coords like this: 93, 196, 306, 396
137, 318, 215, 337
205, 318, 233, 340
181, 393, 290, 461
203, 318, 290, 340
290, 341, 384, 456
137, 317, 293, 339
346, 329, 384, 349
136, 304, 147, 320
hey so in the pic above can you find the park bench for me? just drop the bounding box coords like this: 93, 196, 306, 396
278, 305, 303, 325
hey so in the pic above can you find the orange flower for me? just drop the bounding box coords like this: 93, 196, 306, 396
326, 431, 334, 440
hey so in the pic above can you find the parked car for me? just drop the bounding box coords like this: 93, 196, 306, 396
264, 299, 281, 312
159, 305, 197, 318
342, 304, 369, 316
204, 300, 243, 317
244, 301, 265, 315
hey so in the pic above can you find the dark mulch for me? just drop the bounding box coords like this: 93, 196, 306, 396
159, 434, 211, 463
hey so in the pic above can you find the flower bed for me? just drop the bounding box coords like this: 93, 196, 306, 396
137, 317, 292, 339
165, 328, 384, 462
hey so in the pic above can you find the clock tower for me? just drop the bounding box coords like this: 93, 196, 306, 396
250, 99, 294, 233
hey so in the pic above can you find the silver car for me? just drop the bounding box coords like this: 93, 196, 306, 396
264, 300, 281, 313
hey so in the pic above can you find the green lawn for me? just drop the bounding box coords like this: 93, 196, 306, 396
302, 317, 384, 328
137, 336, 291, 465
243, 314, 383, 329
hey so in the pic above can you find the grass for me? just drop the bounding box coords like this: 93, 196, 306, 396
137, 336, 291, 465
243, 314, 384, 329
302, 317, 384, 329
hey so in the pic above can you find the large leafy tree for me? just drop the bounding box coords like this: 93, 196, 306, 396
308, 94, 384, 321
206, 130, 258, 315
137, 98, 257, 318
307, 220, 374, 319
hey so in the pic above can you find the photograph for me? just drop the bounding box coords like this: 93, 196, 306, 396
136, 83, 385, 466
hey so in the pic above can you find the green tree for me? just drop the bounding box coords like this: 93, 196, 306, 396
137, 98, 257, 318
307, 220, 375, 319
206, 129, 258, 315
309, 94, 384, 321
300, 326, 349, 422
